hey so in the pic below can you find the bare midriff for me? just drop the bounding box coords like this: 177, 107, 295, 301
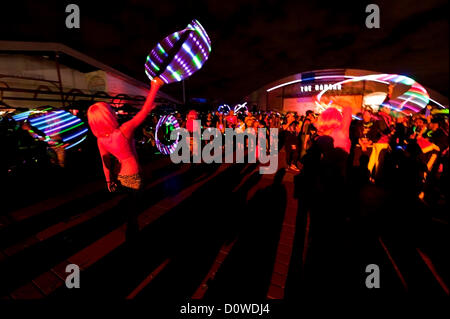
118, 156, 140, 176
99, 128, 140, 176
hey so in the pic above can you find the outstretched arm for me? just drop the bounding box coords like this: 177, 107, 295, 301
120, 77, 164, 139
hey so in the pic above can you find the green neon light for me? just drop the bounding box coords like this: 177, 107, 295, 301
49, 122, 84, 136
193, 55, 202, 69
172, 71, 181, 81
404, 91, 429, 103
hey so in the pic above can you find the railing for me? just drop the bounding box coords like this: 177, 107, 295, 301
0, 73, 175, 107
0, 86, 168, 107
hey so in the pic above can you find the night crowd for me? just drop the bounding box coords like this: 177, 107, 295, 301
137, 104, 449, 210
2, 102, 448, 210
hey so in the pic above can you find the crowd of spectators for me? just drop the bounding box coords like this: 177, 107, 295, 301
140, 104, 448, 208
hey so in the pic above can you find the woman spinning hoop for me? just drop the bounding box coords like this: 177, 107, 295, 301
87, 77, 164, 240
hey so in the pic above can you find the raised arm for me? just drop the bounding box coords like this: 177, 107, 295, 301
120, 77, 164, 139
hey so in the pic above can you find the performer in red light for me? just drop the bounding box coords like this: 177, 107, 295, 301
225, 110, 238, 128
87, 77, 163, 191
315, 105, 352, 153
87, 77, 163, 240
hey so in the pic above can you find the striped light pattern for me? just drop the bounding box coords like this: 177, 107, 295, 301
145, 19, 211, 84
155, 115, 180, 155
316, 73, 430, 113
14, 108, 88, 150
12, 110, 32, 122
11, 107, 53, 122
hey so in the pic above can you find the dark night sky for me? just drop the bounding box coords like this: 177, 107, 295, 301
1, 0, 448, 103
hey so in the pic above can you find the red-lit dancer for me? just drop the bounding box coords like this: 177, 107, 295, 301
315, 105, 352, 153
87, 77, 163, 240
87, 77, 163, 191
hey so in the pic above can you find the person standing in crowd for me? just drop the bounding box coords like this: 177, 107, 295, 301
244, 112, 256, 129
298, 110, 316, 160
282, 113, 300, 172
415, 117, 448, 173
216, 112, 225, 134
315, 105, 352, 153
271, 113, 281, 128
175, 112, 183, 128
300, 105, 352, 206
352, 107, 379, 167
235, 118, 246, 154
366, 105, 394, 180
295, 104, 353, 289
185, 109, 199, 133
392, 113, 409, 149
426, 117, 449, 152
225, 110, 238, 128
87, 77, 163, 241
252, 119, 264, 160
204, 112, 215, 128
410, 115, 427, 140
186, 110, 200, 159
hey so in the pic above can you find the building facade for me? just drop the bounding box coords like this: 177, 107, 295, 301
0, 41, 180, 110
245, 69, 448, 114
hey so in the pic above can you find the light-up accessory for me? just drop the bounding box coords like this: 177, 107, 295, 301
12, 107, 53, 122
12, 110, 32, 122
18, 108, 88, 150
264, 70, 438, 113
234, 102, 248, 114
217, 104, 230, 114
155, 115, 180, 155
315, 73, 430, 113
145, 19, 211, 84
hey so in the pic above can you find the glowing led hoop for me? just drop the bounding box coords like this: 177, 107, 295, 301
12, 107, 53, 122
22, 108, 88, 150
155, 115, 180, 155
315, 73, 430, 113
12, 110, 32, 121
217, 104, 231, 114
145, 19, 212, 84
265, 71, 434, 113
233, 102, 248, 114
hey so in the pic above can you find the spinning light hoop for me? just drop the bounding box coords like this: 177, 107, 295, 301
145, 19, 211, 84
315, 73, 430, 113
13, 108, 88, 149
155, 115, 180, 155
234, 102, 248, 114
217, 104, 231, 114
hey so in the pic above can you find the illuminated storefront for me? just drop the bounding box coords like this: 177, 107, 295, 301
245, 69, 448, 114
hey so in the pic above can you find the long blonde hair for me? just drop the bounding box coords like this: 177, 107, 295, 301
87, 102, 119, 138
316, 107, 342, 134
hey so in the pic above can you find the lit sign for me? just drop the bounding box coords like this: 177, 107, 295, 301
300, 83, 342, 93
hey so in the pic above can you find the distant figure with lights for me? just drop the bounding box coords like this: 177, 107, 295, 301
225, 110, 238, 128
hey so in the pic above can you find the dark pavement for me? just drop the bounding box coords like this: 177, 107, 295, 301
0, 149, 448, 301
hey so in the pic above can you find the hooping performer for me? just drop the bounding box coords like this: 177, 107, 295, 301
87, 77, 164, 240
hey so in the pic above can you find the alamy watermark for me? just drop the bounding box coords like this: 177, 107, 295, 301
365, 4, 380, 29
169, 120, 278, 174
65, 263, 80, 289
365, 264, 380, 289
65, 4, 80, 29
